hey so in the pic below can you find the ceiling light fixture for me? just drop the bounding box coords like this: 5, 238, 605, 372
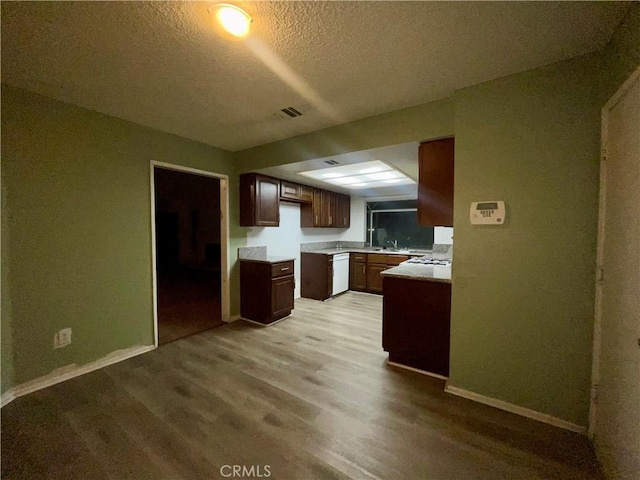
367, 171, 398, 181
210, 4, 252, 39
359, 167, 384, 174
299, 160, 414, 191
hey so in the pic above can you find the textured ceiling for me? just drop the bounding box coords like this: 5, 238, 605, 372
1, 1, 629, 152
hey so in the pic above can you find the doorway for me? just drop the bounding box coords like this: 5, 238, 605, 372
151, 164, 228, 345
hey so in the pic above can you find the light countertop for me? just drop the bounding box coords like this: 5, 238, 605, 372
380, 264, 452, 284
239, 255, 295, 264
303, 248, 434, 256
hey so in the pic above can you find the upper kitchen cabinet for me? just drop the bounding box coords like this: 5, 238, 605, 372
418, 138, 454, 227
239, 173, 280, 226
280, 180, 313, 203
301, 189, 349, 228
334, 193, 351, 228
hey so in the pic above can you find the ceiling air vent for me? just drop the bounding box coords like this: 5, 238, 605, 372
280, 106, 303, 118
324, 160, 339, 165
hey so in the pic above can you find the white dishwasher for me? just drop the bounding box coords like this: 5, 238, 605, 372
332, 253, 350, 295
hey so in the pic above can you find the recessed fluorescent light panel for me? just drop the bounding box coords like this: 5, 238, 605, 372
298, 161, 414, 190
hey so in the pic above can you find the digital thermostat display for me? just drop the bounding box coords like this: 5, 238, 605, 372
470, 201, 506, 225
476, 202, 498, 210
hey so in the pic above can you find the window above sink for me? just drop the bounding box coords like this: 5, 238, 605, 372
366, 200, 434, 250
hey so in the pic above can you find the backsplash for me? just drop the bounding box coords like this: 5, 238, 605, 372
238, 246, 267, 259
432, 244, 452, 254
300, 241, 366, 252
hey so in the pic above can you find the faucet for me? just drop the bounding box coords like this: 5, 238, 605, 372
387, 239, 398, 250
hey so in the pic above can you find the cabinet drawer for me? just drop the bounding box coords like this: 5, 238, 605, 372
368, 253, 408, 265
271, 261, 294, 278
351, 253, 367, 262
386, 255, 409, 266
367, 253, 390, 264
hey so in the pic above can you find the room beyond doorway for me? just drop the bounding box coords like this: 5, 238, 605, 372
153, 166, 224, 344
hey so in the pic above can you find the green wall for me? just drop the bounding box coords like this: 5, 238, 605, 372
449, 3, 639, 428
1, 85, 237, 390
449, 53, 603, 426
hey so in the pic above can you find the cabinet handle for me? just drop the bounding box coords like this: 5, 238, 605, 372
315, 215, 319, 224
281, 267, 290, 271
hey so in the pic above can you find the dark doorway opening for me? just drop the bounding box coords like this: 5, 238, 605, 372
154, 167, 223, 344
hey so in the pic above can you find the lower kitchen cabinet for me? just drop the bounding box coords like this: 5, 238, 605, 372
382, 277, 451, 377
301, 253, 333, 301
366, 264, 387, 293
366, 254, 409, 293
240, 258, 295, 324
349, 253, 367, 291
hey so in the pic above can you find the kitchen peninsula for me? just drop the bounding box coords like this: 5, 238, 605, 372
381, 260, 452, 378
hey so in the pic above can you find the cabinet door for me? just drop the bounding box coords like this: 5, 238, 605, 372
321, 190, 335, 227
350, 260, 367, 290
366, 264, 387, 293
255, 176, 280, 226
418, 138, 454, 227
312, 189, 324, 226
335, 193, 350, 228
299, 185, 313, 203
271, 275, 294, 318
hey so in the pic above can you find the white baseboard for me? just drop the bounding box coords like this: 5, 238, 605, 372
444, 384, 586, 434
0, 344, 155, 409
387, 360, 449, 381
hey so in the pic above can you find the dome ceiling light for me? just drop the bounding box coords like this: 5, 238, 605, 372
209, 3, 252, 39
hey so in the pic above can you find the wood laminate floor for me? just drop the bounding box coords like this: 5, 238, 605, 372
1, 292, 601, 480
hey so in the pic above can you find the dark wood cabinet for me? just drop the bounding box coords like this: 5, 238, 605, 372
320, 190, 335, 226
301, 189, 350, 228
334, 193, 351, 228
302, 189, 330, 227
383, 277, 451, 376
241, 174, 349, 229
418, 137, 454, 227
280, 180, 313, 203
349, 253, 367, 291
366, 253, 409, 293
240, 259, 294, 324
301, 253, 333, 300
366, 264, 387, 293
239, 173, 280, 226
271, 275, 295, 318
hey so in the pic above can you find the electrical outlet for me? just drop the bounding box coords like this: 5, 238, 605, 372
53, 328, 72, 349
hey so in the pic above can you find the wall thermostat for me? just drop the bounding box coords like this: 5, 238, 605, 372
470, 201, 506, 225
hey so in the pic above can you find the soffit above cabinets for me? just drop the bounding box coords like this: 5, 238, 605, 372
1, 2, 630, 151
257, 142, 419, 199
